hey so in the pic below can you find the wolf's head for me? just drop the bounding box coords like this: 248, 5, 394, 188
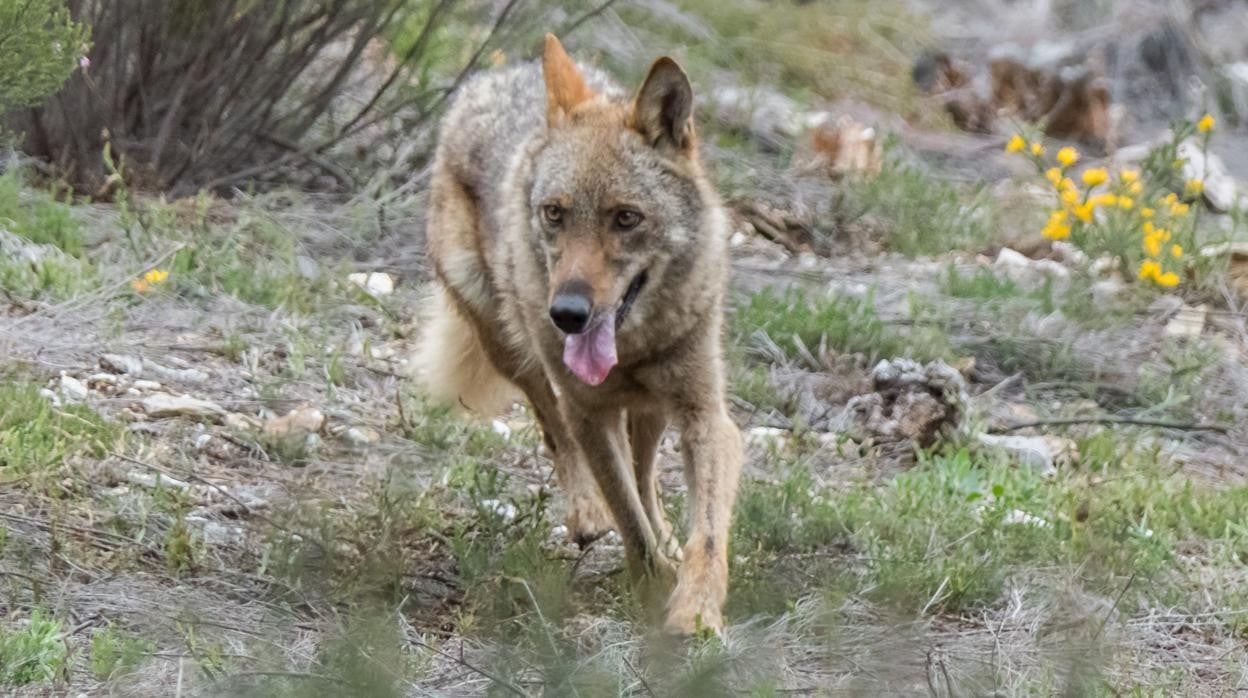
531, 34, 712, 386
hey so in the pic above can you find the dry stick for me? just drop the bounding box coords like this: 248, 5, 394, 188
991, 417, 1230, 434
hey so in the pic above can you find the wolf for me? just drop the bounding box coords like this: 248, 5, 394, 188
415, 34, 742, 634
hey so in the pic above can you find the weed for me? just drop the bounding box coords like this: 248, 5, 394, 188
732, 286, 945, 367
0, 381, 121, 479
0, 610, 67, 687
89, 624, 154, 679
833, 146, 1000, 256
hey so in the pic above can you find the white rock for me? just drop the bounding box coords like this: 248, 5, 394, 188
729, 231, 749, 247
86, 373, 118, 387
1178, 139, 1237, 212
342, 426, 380, 446
977, 433, 1074, 476
100, 354, 144, 376
746, 426, 789, 450
491, 419, 512, 440
347, 272, 395, 296
141, 393, 226, 420
38, 388, 61, 407
194, 433, 213, 450
59, 373, 88, 402
125, 470, 190, 490
142, 359, 209, 384
480, 498, 517, 522
132, 380, 163, 392
993, 247, 1069, 288
1164, 304, 1207, 337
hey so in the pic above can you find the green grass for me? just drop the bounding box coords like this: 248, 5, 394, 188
732, 286, 948, 366
834, 150, 1001, 256
0, 381, 122, 479
0, 610, 68, 687
0, 170, 84, 256
89, 624, 154, 680
729, 439, 1248, 619
0, 169, 96, 300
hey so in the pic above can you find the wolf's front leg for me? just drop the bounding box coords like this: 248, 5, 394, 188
665, 405, 742, 635
564, 406, 678, 599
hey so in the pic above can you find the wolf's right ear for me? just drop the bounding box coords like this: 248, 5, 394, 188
631, 57, 694, 154
543, 34, 595, 125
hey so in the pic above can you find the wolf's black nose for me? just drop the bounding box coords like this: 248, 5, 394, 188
550, 290, 592, 334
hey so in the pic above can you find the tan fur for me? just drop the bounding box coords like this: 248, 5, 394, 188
413, 286, 518, 416
416, 34, 742, 634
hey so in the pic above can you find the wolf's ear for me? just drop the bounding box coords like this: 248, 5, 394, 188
631, 57, 694, 154
543, 34, 595, 125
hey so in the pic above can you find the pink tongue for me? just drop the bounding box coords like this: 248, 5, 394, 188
563, 316, 617, 386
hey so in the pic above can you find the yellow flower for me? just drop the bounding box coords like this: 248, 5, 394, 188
1129, 181, 1143, 195
1030, 142, 1045, 156
1156, 271, 1180, 288
1118, 196, 1134, 209
1185, 179, 1204, 195
1171, 202, 1191, 216
1138, 259, 1161, 281
1172, 158, 1185, 170
1059, 177, 1077, 192
131, 279, 150, 293
1042, 211, 1071, 240
1006, 135, 1026, 153
1056, 146, 1079, 168
1171, 244, 1183, 258
1140, 207, 1155, 218
1198, 114, 1215, 133
1143, 221, 1155, 234
1045, 167, 1062, 186
1090, 193, 1118, 208
1060, 189, 1079, 207
1082, 168, 1109, 187
1074, 203, 1094, 223
1144, 234, 1163, 257
143, 269, 169, 284
1163, 192, 1178, 205
1119, 169, 1139, 183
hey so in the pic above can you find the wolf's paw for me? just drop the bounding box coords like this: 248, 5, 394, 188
565, 491, 615, 548
663, 581, 724, 637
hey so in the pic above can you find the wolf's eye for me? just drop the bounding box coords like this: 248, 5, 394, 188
613, 210, 643, 231
542, 204, 564, 226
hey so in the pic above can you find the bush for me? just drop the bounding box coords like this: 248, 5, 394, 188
7, 0, 510, 195
0, 0, 88, 111
1005, 115, 1223, 290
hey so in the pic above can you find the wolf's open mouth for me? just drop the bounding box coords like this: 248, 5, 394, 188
615, 270, 648, 329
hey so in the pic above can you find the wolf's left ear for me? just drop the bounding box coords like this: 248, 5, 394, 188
631, 57, 694, 154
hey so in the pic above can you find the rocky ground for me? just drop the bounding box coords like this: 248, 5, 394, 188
4, 0, 1248, 696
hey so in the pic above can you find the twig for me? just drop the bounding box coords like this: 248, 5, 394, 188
991, 417, 1230, 434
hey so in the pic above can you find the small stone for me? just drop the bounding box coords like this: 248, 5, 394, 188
38, 388, 61, 407
347, 272, 395, 296
142, 359, 209, 385
141, 393, 226, 420
342, 426, 380, 446
225, 412, 261, 432
1164, 304, 1207, 337
745, 426, 789, 450
59, 373, 88, 402
263, 405, 326, 440
100, 354, 144, 376
86, 373, 118, 388
132, 380, 163, 392
194, 433, 213, 450
125, 470, 190, 490
977, 433, 1075, 476
491, 419, 512, 440
480, 498, 518, 522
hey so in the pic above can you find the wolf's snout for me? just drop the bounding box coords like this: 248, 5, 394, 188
550, 283, 593, 334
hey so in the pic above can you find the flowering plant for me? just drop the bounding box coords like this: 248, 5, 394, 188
1006, 114, 1218, 288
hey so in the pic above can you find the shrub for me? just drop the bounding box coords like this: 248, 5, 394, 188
7, 0, 509, 194
1006, 115, 1222, 290
0, 0, 88, 111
